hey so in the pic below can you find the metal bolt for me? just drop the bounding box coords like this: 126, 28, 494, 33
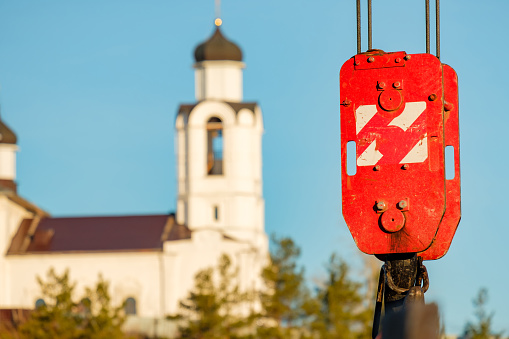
395, 57, 402, 63
398, 200, 408, 209
404, 55, 411, 61
444, 102, 454, 111
355, 60, 361, 66
376, 201, 387, 211
341, 98, 352, 107
402, 164, 409, 170
393, 81, 401, 89
368, 56, 375, 63
428, 94, 437, 101
374, 165, 380, 171
378, 82, 386, 89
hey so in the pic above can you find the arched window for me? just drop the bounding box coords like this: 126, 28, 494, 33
207, 117, 223, 175
124, 297, 137, 315
35, 298, 46, 309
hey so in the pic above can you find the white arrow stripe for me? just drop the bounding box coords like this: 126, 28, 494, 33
400, 134, 428, 164
355, 105, 378, 134
388, 101, 426, 131
357, 140, 383, 166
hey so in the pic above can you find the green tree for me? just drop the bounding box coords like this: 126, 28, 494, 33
2, 268, 128, 339
178, 254, 253, 339
463, 288, 503, 339
310, 254, 373, 339
257, 235, 314, 338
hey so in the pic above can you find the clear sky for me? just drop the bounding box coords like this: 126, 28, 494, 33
0, 0, 507, 335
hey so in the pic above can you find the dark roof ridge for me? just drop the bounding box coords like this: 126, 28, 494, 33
44, 213, 174, 220
7, 213, 192, 255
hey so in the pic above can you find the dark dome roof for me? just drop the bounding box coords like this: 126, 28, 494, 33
194, 27, 243, 62
0, 118, 17, 144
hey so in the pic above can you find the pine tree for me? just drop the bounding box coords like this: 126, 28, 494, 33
462, 288, 503, 339
310, 254, 373, 339
178, 254, 253, 339
257, 235, 314, 338
1, 268, 128, 339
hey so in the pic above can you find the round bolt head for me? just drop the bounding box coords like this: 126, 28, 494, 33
402, 164, 409, 170
380, 209, 405, 233
368, 56, 375, 63
378, 82, 386, 89
428, 93, 437, 101
444, 102, 454, 111
398, 200, 408, 209
395, 57, 402, 63
355, 60, 360, 66
393, 81, 401, 89
374, 165, 380, 171
404, 55, 411, 60
376, 201, 387, 211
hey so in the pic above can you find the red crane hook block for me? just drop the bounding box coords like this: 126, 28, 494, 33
340, 50, 460, 256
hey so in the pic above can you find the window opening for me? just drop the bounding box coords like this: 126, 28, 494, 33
207, 117, 223, 175
35, 298, 46, 309
214, 206, 219, 221
125, 297, 137, 315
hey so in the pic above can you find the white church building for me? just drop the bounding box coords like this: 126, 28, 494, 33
0, 22, 268, 324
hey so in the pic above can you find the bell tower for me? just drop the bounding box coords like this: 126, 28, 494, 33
175, 22, 266, 248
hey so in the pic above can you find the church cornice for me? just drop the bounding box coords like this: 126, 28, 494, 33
177, 101, 258, 120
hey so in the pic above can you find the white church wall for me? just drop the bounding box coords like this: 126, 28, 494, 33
0, 196, 36, 306
6, 252, 163, 317
163, 235, 261, 316
194, 61, 244, 102
0, 145, 17, 180
0, 196, 33, 254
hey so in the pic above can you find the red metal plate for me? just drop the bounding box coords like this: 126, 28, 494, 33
340, 51, 446, 255
419, 64, 461, 260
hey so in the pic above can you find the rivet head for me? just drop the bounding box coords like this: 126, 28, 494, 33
378, 82, 386, 89
395, 57, 402, 63
355, 60, 361, 66
398, 200, 408, 209
374, 165, 380, 171
341, 98, 352, 107
444, 102, 454, 111
428, 94, 437, 101
368, 56, 375, 63
393, 81, 401, 89
376, 201, 387, 211
404, 55, 411, 61
402, 164, 409, 170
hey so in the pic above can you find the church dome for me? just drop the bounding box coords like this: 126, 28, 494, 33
194, 26, 243, 62
0, 119, 17, 144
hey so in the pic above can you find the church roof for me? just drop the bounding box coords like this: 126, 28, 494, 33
0, 118, 17, 145
7, 214, 191, 254
194, 26, 243, 62
178, 101, 257, 118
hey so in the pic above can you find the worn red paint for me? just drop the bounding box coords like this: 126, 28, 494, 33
419, 64, 461, 260
340, 50, 460, 258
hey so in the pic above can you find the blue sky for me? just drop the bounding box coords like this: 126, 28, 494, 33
0, 0, 507, 335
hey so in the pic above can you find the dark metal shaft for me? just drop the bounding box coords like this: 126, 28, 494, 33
357, 0, 361, 54
426, 0, 430, 54
368, 0, 372, 50
436, 0, 440, 59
